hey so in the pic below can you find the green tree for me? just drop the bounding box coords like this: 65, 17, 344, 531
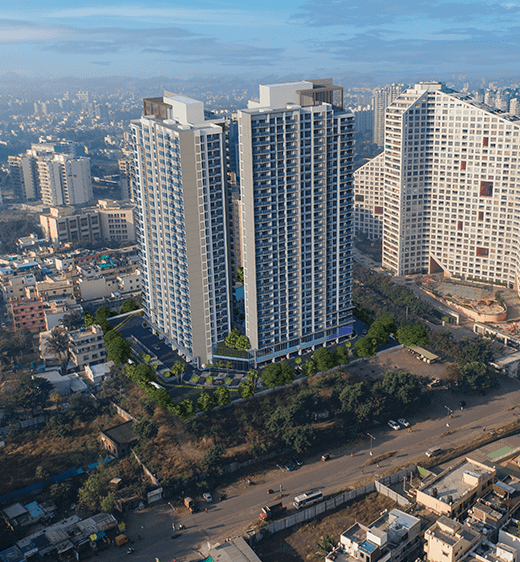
316, 536, 336, 557
237, 266, 244, 283
261, 362, 295, 388
302, 359, 317, 377
354, 336, 377, 358
459, 361, 497, 392
104, 331, 132, 365
283, 425, 316, 453
396, 324, 429, 347
213, 385, 231, 407
35, 465, 49, 480
381, 370, 422, 409
84, 311, 95, 327
197, 392, 215, 412
238, 379, 255, 399
313, 347, 335, 372
202, 444, 224, 470
133, 418, 159, 441
59, 310, 84, 331
120, 298, 140, 314
333, 346, 349, 366
225, 328, 250, 350
173, 398, 196, 418
16, 378, 53, 412
45, 328, 71, 376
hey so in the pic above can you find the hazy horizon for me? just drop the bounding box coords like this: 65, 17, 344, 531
3, 0, 520, 87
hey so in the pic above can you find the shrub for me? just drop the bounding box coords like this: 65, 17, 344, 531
191, 375, 199, 383
206, 375, 213, 384
295, 357, 302, 365
163, 372, 171, 378
225, 378, 232, 385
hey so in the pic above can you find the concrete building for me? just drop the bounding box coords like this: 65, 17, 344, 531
118, 157, 133, 200
326, 508, 421, 562
9, 297, 46, 332
354, 152, 385, 239
97, 199, 136, 243
117, 271, 141, 294
460, 541, 516, 562
130, 92, 232, 366
498, 518, 520, 558
372, 84, 404, 147
0, 274, 37, 301
352, 105, 374, 135
424, 516, 481, 562
38, 154, 92, 207
100, 422, 138, 458
68, 324, 106, 369
238, 79, 354, 365
416, 458, 495, 517
40, 206, 101, 246
355, 82, 520, 287
84, 361, 114, 385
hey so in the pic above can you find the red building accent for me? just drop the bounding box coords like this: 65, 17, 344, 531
10, 297, 46, 333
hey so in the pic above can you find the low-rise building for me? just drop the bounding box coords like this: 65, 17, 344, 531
97, 199, 136, 242
498, 518, 520, 557
460, 541, 516, 562
416, 458, 496, 517
100, 422, 138, 458
9, 297, 46, 332
40, 206, 101, 246
326, 508, 421, 562
68, 324, 106, 368
84, 361, 114, 385
424, 516, 481, 562
117, 271, 141, 294
32, 371, 87, 395
0, 274, 36, 301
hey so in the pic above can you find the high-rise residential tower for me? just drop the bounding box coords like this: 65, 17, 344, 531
354, 82, 520, 288
372, 84, 404, 147
130, 93, 232, 366
238, 80, 354, 365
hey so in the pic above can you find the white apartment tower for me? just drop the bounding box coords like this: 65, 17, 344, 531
38, 154, 92, 207
372, 84, 404, 147
238, 80, 354, 364
356, 82, 520, 289
130, 93, 232, 366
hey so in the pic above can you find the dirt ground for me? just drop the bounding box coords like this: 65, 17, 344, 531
254, 493, 398, 562
347, 347, 447, 381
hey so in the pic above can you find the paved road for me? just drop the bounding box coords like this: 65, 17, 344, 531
98, 373, 520, 562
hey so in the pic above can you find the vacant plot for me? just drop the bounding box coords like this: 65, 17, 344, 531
254, 492, 398, 562
348, 347, 447, 382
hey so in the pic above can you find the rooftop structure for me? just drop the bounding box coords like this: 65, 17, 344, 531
417, 458, 496, 517
424, 516, 481, 562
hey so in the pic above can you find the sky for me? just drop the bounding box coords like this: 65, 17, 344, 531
2, 0, 520, 84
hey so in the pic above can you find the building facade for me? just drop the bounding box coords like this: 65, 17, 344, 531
238, 79, 354, 364
68, 324, 107, 368
9, 297, 46, 332
130, 93, 232, 366
354, 151, 385, 239
355, 82, 520, 288
97, 199, 136, 243
40, 206, 101, 246
372, 84, 404, 147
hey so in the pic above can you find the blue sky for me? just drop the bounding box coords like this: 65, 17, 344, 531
2, 0, 520, 82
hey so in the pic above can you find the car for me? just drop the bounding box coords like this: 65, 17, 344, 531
152, 344, 161, 350
283, 462, 295, 471
321, 454, 330, 461
292, 456, 304, 467
459, 401, 466, 410
387, 420, 400, 430
426, 446, 442, 458
203, 492, 212, 502
398, 418, 410, 428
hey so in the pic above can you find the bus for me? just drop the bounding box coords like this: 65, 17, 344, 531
293, 489, 323, 510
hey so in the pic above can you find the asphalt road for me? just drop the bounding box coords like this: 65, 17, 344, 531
98, 373, 520, 562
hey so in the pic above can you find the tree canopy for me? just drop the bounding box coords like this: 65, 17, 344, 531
261, 362, 295, 389
224, 328, 250, 351
396, 324, 429, 347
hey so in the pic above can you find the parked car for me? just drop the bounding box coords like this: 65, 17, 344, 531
152, 344, 161, 350
283, 462, 295, 471
426, 446, 442, 458
387, 420, 400, 430
203, 492, 213, 503
292, 456, 304, 467
321, 454, 330, 461
398, 418, 410, 428
459, 401, 466, 410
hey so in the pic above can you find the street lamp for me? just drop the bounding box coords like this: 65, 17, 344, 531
367, 433, 376, 457
167, 502, 176, 532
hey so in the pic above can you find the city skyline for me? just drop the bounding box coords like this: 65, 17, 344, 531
4, 1, 520, 83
